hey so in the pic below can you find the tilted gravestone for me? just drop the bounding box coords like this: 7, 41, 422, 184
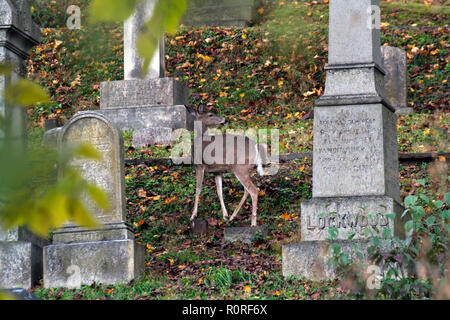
182, 0, 263, 27
381, 46, 412, 115
43, 112, 144, 288
0, 0, 48, 290
95, 0, 194, 147
282, 0, 407, 280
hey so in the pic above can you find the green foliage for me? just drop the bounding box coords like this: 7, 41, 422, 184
88, 0, 187, 78
204, 266, 253, 293
5, 79, 50, 106
88, 0, 140, 23
325, 189, 449, 299
0, 142, 109, 237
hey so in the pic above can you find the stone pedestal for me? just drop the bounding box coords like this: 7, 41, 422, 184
282, 0, 406, 281
0, 0, 40, 145
43, 112, 144, 288
0, 227, 48, 289
0, 0, 44, 290
98, 78, 193, 146
182, 0, 262, 27
224, 226, 267, 244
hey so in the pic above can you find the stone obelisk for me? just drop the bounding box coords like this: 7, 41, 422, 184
282, 0, 407, 281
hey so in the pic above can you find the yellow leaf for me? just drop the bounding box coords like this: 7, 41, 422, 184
86, 184, 110, 211
0, 63, 13, 75
75, 143, 102, 160
5, 79, 50, 106
281, 213, 291, 221
438, 156, 446, 162
244, 285, 251, 293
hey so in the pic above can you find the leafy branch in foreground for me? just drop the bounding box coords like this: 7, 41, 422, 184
0, 64, 108, 299
88, 0, 187, 77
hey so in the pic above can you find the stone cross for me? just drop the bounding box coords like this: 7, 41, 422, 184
44, 112, 144, 288
283, 0, 406, 281
124, 0, 165, 80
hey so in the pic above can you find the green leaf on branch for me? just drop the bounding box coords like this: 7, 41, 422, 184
404, 195, 418, 207
0, 63, 13, 75
86, 184, 110, 211
138, 0, 187, 76
88, 0, 141, 23
328, 227, 338, 240
405, 220, 414, 233
75, 143, 102, 160
5, 79, 50, 106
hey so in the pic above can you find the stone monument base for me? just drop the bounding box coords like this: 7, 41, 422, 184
282, 240, 372, 281
0, 242, 43, 289
100, 78, 188, 108
0, 227, 48, 289
94, 105, 194, 146
224, 226, 268, 244
300, 196, 406, 242
43, 239, 145, 288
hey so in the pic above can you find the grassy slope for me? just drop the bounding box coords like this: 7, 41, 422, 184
27, 1, 449, 299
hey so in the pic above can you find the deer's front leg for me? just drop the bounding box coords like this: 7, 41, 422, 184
215, 174, 229, 220
191, 166, 204, 221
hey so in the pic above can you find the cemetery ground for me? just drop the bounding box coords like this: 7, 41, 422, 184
26, 1, 448, 299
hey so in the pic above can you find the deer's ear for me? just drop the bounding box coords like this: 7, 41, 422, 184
185, 105, 196, 116
198, 105, 205, 114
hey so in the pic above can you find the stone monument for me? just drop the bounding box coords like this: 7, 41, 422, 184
282, 0, 406, 280
381, 46, 412, 115
43, 112, 144, 288
96, 0, 193, 147
0, 0, 48, 289
182, 0, 263, 27
0, 0, 40, 145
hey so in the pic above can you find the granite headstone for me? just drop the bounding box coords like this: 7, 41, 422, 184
43, 112, 144, 288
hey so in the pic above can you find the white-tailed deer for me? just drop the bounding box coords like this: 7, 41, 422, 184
187, 106, 268, 227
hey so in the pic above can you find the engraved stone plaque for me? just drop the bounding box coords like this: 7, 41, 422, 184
312, 104, 400, 202
59, 112, 126, 224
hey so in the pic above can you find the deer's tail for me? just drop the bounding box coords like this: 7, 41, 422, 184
254, 144, 267, 176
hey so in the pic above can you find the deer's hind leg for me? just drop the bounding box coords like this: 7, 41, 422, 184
215, 174, 229, 220
230, 166, 259, 227
229, 189, 248, 222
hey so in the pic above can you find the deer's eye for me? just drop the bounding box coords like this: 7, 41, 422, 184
209, 114, 213, 117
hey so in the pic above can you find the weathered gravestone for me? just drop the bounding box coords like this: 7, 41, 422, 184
95, 0, 193, 147
0, 0, 48, 290
182, 0, 263, 27
43, 112, 144, 288
381, 46, 412, 115
282, 0, 407, 281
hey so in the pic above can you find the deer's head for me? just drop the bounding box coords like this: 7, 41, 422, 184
190, 105, 226, 128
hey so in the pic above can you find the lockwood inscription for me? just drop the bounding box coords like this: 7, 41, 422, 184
306, 213, 389, 230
